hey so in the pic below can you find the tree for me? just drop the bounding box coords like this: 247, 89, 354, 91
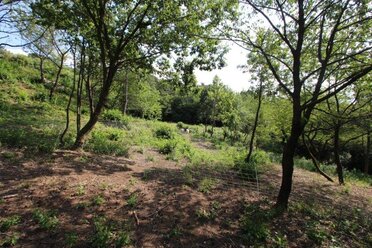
31, 0, 238, 149
231, 0, 372, 208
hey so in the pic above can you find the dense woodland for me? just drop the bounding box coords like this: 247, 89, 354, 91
0, 0, 371, 247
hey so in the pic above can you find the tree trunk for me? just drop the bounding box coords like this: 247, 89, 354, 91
302, 133, 334, 182
334, 124, 344, 185
364, 130, 370, 174
275, 93, 303, 209
73, 65, 117, 149
49, 54, 65, 100
39, 57, 45, 84
246, 80, 263, 162
122, 70, 129, 114
60, 50, 77, 146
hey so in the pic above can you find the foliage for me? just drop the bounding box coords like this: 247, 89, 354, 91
86, 128, 129, 157
32, 209, 59, 230
240, 205, 271, 243
0, 215, 21, 232
101, 109, 130, 129
154, 126, 175, 140
90, 216, 131, 248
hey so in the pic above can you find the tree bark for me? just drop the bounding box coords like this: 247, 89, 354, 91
49, 53, 65, 100
246, 80, 263, 162
39, 57, 45, 84
73, 65, 117, 149
60, 50, 77, 146
334, 123, 344, 185
302, 133, 334, 182
364, 130, 370, 174
122, 69, 129, 114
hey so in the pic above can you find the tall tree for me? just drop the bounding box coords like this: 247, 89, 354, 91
230, 0, 372, 208
31, 0, 238, 148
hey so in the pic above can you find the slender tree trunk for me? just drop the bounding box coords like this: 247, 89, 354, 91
76, 42, 86, 134
334, 123, 344, 185
302, 133, 334, 182
364, 130, 370, 174
60, 50, 77, 146
49, 54, 65, 100
39, 57, 45, 84
246, 80, 263, 162
122, 70, 129, 114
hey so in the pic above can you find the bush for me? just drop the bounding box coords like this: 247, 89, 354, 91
159, 140, 177, 155
176, 122, 185, 129
155, 126, 174, 139
87, 128, 129, 157
101, 109, 130, 129
235, 150, 270, 175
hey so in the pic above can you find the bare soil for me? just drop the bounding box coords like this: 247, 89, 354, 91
0, 146, 371, 247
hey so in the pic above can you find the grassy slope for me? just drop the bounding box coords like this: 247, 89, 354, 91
0, 65, 371, 247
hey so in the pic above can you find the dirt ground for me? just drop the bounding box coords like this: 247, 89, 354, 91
0, 146, 371, 247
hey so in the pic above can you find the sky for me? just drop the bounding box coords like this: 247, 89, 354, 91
195, 42, 251, 92
5, 40, 251, 93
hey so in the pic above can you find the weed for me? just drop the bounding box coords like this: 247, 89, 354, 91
91, 217, 112, 248
271, 233, 288, 248
76, 184, 86, 196
127, 194, 138, 208
0, 232, 20, 246
99, 182, 110, 191
0, 215, 21, 232
75, 201, 89, 210
145, 155, 155, 162
115, 231, 131, 247
91, 195, 105, 206
65, 232, 78, 248
128, 177, 137, 186
306, 222, 328, 245
198, 178, 218, 193
90, 216, 132, 248
167, 226, 182, 239
32, 209, 59, 230
2, 151, 16, 159
240, 205, 271, 243
196, 201, 221, 221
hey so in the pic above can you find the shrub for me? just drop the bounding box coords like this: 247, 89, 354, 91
101, 109, 130, 129
87, 128, 129, 157
159, 140, 177, 155
235, 150, 270, 175
176, 122, 185, 129
155, 126, 174, 139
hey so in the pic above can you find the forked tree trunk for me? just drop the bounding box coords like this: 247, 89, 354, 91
73, 67, 117, 149
246, 80, 263, 162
